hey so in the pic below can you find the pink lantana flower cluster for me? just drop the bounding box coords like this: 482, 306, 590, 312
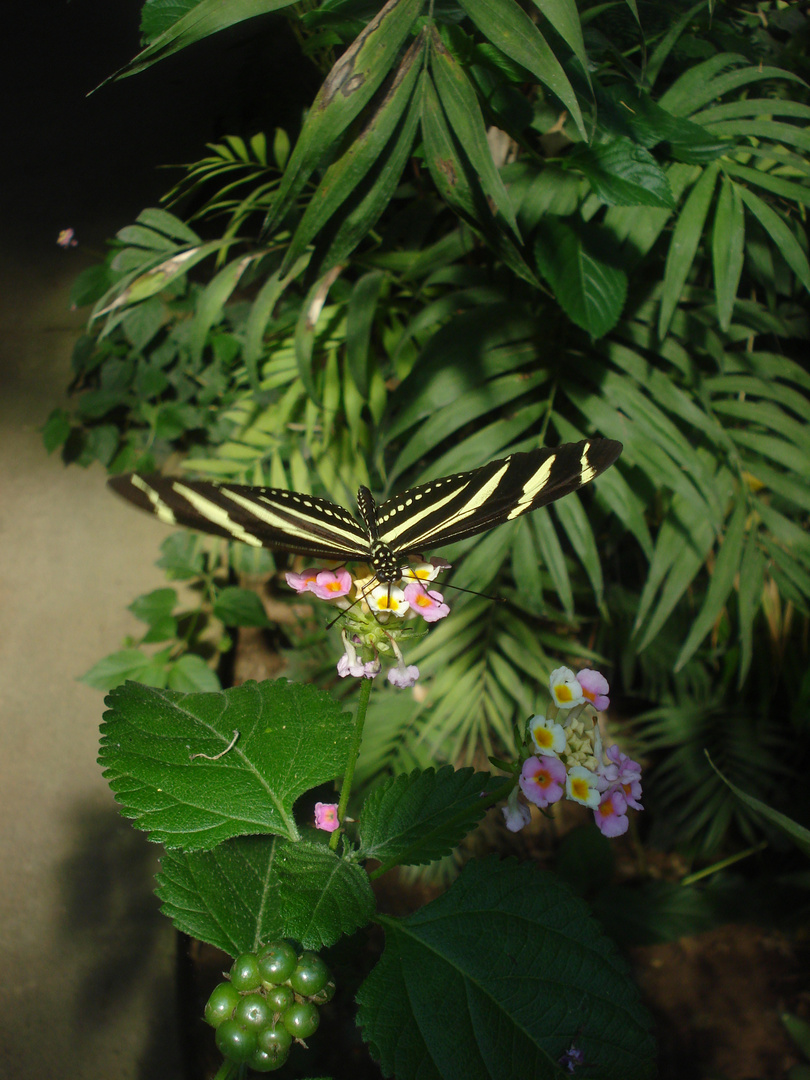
503, 666, 643, 839
285, 560, 450, 688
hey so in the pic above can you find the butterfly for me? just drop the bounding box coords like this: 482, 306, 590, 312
108, 438, 622, 583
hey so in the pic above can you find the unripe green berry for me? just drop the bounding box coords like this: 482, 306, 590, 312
215, 1018, 257, 1063
248, 1045, 289, 1073
289, 952, 331, 997
283, 1001, 320, 1040
257, 940, 297, 985
204, 981, 240, 1028
234, 993, 273, 1032
257, 1021, 293, 1058
265, 984, 295, 1014
230, 952, 262, 991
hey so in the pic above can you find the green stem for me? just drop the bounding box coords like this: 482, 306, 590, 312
329, 675, 373, 851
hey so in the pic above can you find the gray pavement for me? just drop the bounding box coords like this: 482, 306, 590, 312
0, 245, 183, 1079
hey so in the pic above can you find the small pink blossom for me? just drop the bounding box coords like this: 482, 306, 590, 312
310, 568, 352, 600
285, 568, 321, 593
403, 583, 450, 622
314, 802, 340, 833
577, 668, 610, 711
594, 789, 628, 837
337, 631, 379, 679
57, 228, 77, 248
502, 786, 531, 832
519, 755, 566, 808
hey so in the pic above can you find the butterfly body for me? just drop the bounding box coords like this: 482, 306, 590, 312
108, 438, 622, 581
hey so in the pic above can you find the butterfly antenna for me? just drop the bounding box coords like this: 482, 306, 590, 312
402, 569, 503, 604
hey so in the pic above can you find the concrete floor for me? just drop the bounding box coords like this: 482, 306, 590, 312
0, 245, 184, 1079
0, 6, 317, 1075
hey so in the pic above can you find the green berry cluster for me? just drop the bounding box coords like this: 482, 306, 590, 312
204, 940, 335, 1073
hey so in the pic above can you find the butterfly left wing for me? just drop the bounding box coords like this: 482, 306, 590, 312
375, 439, 622, 552
108, 473, 371, 561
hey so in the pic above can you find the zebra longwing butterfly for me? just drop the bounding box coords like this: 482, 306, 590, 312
108, 438, 622, 583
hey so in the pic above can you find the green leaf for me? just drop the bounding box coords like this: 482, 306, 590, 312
533, 509, 573, 618
553, 492, 604, 603
736, 531, 765, 687
357, 766, 495, 869
268, 838, 376, 948
645, 0, 707, 89
80, 648, 165, 691
711, 177, 745, 331
128, 588, 179, 626
534, 218, 627, 338
721, 161, 810, 210
573, 138, 675, 209
283, 33, 426, 270
357, 858, 656, 1080
166, 654, 221, 693
99, 680, 354, 849
706, 754, 810, 858
102, 0, 303, 83
528, 0, 589, 87
262, 0, 425, 237
738, 187, 810, 293
658, 161, 719, 339
429, 28, 520, 238
213, 586, 271, 627
156, 835, 375, 955
41, 408, 71, 453
346, 271, 386, 398
674, 497, 747, 670
189, 254, 255, 363
155, 532, 206, 579
455, 0, 585, 139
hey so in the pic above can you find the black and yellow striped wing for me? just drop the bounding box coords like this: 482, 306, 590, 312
107, 473, 370, 561
108, 438, 622, 578
374, 439, 622, 550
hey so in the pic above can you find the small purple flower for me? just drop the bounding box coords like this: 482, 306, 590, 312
314, 802, 340, 833
388, 662, 419, 688
337, 632, 379, 680
600, 745, 643, 809
502, 786, 532, 832
594, 789, 628, 837
57, 228, 77, 249
519, 755, 566, 808
559, 1044, 586, 1073
577, 668, 610, 711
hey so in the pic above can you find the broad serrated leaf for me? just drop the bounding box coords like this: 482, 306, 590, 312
213, 586, 271, 627
357, 858, 656, 1080
166, 654, 221, 693
573, 137, 675, 209
128, 588, 179, 625
534, 218, 627, 337
156, 834, 375, 955
357, 766, 495, 869
99, 679, 354, 849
